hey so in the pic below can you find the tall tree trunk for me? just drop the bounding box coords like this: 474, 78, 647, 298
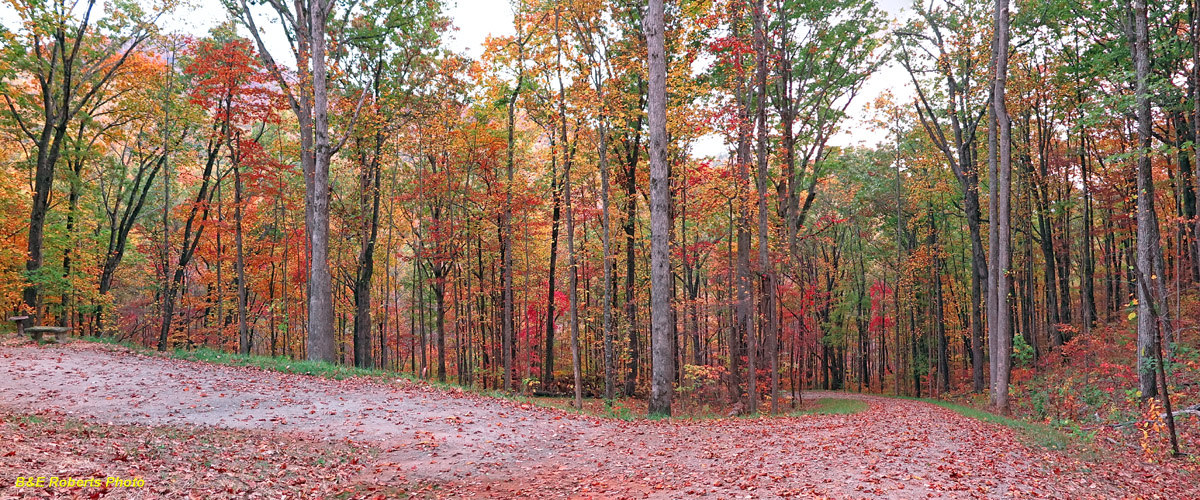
1173, 113, 1198, 284
988, 0, 1014, 413
502, 24, 528, 393
892, 118, 904, 397
752, 0, 776, 414
22, 66, 71, 326
158, 131, 220, 351
680, 173, 696, 369
566, 160, 582, 408
575, 16, 618, 401
552, 9, 581, 408
1131, 0, 1168, 400
967, 200, 986, 394
1193, 0, 1200, 286
217, 177, 225, 338
624, 142, 640, 397
235, 0, 367, 363
61, 144, 85, 327
597, 79, 616, 404
234, 146, 251, 355
543, 135, 562, 388
1023, 116, 1062, 348
1079, 110, 1098, 329
930, 216, 949, 393
306, 0, 337, 363
646, 0, 673, 417
353, 130, 383, 368
773, 10, 803, 405
161, 72, 175, 341
733, 6, 756, 413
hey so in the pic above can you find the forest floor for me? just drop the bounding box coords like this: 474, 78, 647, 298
1, 339, 1197, 499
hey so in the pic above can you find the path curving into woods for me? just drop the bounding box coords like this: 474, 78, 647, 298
1, 341, 1194, 499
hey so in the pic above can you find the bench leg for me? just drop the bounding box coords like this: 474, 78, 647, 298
56, 331, 68, 343
31, 331, 43, 342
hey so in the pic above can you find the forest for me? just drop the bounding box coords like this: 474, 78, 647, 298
2, 0, 1200, 494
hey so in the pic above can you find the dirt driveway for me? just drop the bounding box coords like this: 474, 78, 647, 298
1, 342, 1194, 498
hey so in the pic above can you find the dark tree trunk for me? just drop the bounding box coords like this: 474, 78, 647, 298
1080, 119, 1098, 329
930, 217, 949, 393
500, 22, 530, 392
234, 147, 251, 355
623, 131, 641, 397
1022, 115, 1063, 348
543, 136, 562, 388
158, 130, 220, 351
733, 3, 756, 413
352, 134, 383, 369
306, 0, 337, 364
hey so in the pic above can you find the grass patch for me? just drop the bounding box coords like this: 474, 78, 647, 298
899, 396, 1071, 450
790, 398, 869, 417
520, 395, 646, 421
10, 415, 45, 425
78, 335, 133, 346
78, 335, 152, 353
172, 347, 389, 380
75, 336, 396, 381
521, 395, 870, 421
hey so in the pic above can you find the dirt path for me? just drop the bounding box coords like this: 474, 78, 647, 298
1, 342, 1194, 499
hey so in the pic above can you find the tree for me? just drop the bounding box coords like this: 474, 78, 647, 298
229, 0, 369, 362
646, 0, 672, 417
497, 0, 537, 391
93, 50, 179, 318
1128, 0, 1169, 400
751, 0, 774, 414
1, 0, 164, 325
988, 0, 1014, 413
897, 0, 992, 393
340, 0, 447, 369
160, 34, 271, 350
571, 0, 619, 403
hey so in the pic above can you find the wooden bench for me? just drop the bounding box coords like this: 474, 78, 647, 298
25, 326, 70, 343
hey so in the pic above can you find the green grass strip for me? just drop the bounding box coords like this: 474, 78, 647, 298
896, 396, 1071, 450
171, 347, 390, 380
789, 398, 870, 417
